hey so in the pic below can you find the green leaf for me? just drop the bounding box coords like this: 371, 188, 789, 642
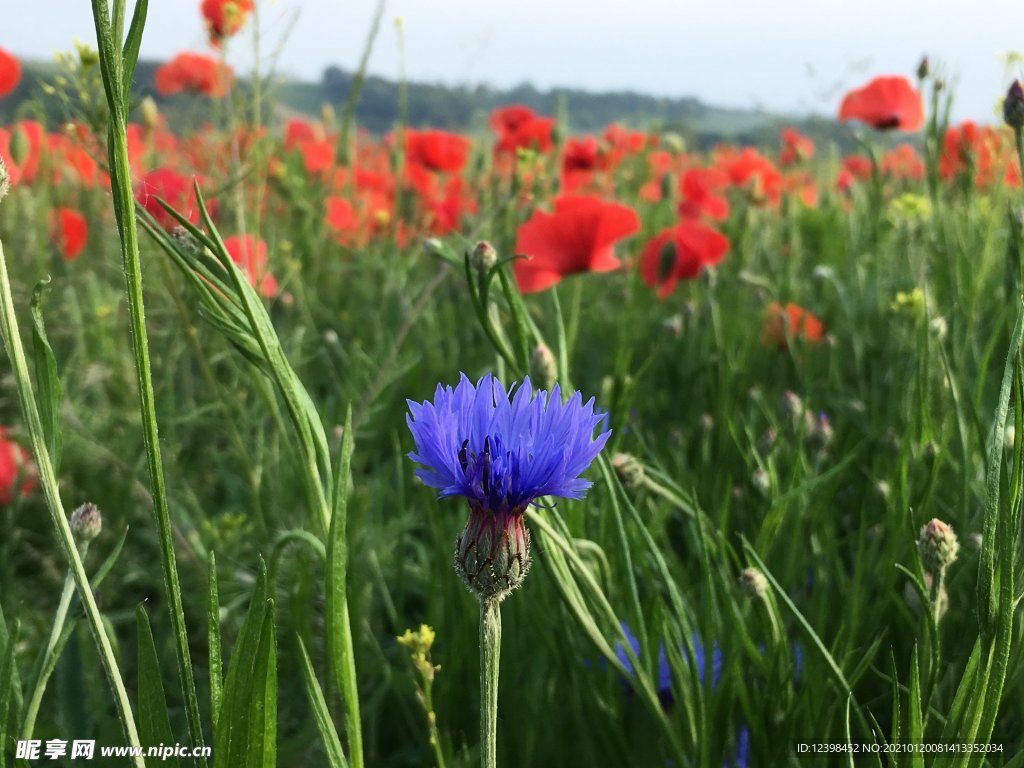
327, 407, 363, 768
120, 0, 148, 104
905, 645, 923, 768
29, 279, 62, 473
135, 606, 179, 768
0, 618, 20, 768
244, 601, 277, 768
208, 553, 223, 734
887, 652, 900, 768
90, 526, 129, 590
215, 561, 269, 767
296, 638, 348, 768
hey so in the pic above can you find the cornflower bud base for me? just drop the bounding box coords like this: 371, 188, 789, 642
455, 505, 531, 604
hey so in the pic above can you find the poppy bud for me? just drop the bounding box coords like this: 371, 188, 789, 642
916, 56, 930, 81
1004, 80, 1024, 130
470, 240, 498, 274
454, 506, 531, 604
611, 452, 645, 489
917, 518, 959, 575
140, 96, 160, 131
739, 567, 768, 599
10, 124, 30, 167
321, 102, 337, 131
659, 171, 674, 202
529, 343, 557, 391
70, 502, 102, 542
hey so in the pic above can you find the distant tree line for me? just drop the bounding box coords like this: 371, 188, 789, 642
1, 59, 865, 151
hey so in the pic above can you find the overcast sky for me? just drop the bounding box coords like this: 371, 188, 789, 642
6, 1, 1024, 124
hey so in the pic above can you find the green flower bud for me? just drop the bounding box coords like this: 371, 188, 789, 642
611, 452, 645, 489
529, 343, 557, 391
1004, 80, 1024, 130
470, 240, 498, 274
917, 518, 959, 574
70, 502, 102, 542
739, 567, 768, 599
454, 506, 531, 604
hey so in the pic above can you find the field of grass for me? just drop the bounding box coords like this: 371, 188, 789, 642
1, 3, 1024, 767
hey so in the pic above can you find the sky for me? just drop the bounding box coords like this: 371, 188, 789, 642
6, 0, 1024, 124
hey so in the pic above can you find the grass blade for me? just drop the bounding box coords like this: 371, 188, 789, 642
29, 279, 62, 473
297, 638, 348, 768
136, 605, 180, 768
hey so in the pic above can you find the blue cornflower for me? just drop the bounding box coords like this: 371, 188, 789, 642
407, 373, 610, 603
614, 622, 723, 707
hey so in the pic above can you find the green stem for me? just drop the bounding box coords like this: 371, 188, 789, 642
89, 0, 207, 759
479, 600, 501, 768
21, 564, 78, 739
422, 676, 446, 768
0, 242, 144, 766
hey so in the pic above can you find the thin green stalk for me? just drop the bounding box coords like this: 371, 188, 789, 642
479, 600, 501, 768
89, 0, 206, 758
423, 674, 446, 768
0, 242, 143, 766
21, 565, 79, 740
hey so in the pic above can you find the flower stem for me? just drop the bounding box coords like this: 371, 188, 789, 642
21, 564, 77, 740
0, 242, 143, 765
479, 599, 501, 768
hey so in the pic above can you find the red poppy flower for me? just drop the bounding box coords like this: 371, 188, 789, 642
155, 53, 233, 98
51, 208, 88, 261
0, 428, 36, 505
136, 168, 212, 230
491, 105, 555, 155
762, 302, 824, 348
640, 221, 729, 299
201, 0, 255, 44
284, 118, 324, 148
490, 105, 538, 135
718, 147, 782, 206
838, 76, 924, 131
224, 235, 277, 297
513, 195, 640, 293
678, 168, 730, 221
779, 128, 814, 166
0, 48, 20, 98
602, 123, 650, 157
783, 171, 818, 207
426, 176, 475, 235
880, 143, 924, 181
325, 197, 359, 245
842, 155, 873, 180
405, 129, 469, 174
561, 136, 604, 192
